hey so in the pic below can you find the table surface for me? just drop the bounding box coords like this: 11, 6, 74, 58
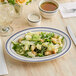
2, 0, 76, 76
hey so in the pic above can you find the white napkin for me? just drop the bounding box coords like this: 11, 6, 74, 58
0, 39, 8, 75
59, 2, 76, 18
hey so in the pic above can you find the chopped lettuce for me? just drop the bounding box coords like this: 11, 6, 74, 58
57, 47, 62, 53
32, 34, 40, 41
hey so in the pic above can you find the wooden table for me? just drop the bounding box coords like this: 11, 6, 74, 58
2, 0, 76, 76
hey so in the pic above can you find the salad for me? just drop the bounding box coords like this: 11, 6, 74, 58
12, 32, 64, 58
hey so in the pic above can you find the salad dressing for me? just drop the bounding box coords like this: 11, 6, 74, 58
41, 2, 58, 11
29, 14, 40, 21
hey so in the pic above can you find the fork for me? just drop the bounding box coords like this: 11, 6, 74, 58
63, 7, 76, 13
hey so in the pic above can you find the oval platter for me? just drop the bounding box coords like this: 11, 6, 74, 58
6, 27, 71, 62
